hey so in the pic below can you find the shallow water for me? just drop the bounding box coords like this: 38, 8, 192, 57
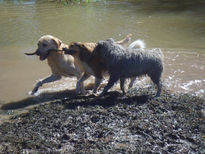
0, 0, 205, 118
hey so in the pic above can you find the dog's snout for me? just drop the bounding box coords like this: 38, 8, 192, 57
62, 47, 67, 52
63, 48, 73, 55
35, 49, 41, 56
62, 48, 68, 54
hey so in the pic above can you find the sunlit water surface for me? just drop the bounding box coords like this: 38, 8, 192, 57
0, 0, 205, 120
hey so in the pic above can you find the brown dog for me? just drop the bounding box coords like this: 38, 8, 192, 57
25, 35, 85, 95
63, 34, 132, 94
25, 34, 131, 95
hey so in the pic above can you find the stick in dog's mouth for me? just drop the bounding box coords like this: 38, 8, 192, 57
24, 52, 37, 56
24, 49, 63, 56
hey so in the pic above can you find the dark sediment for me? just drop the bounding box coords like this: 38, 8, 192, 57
0, 86, 205, 153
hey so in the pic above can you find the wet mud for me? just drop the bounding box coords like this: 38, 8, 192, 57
0, 86, 205, 153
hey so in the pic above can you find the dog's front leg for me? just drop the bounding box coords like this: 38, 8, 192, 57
76, 73, 90, 95
120, 78, 126, 94
99, 75, 119, 97
30, 74, 61, 95
93, 78, 103, 93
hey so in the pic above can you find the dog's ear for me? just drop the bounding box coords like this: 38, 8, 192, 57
97, 40, 105, 48
70, 42, 84, 50
74, 42, 83, 48
52, 38, 62, 48
93, 41, 103, 56
106, 38, 115, 43
81, 43, 95, 52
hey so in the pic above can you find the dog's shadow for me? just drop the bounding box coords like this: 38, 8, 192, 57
1, 84, 150, 111
0, 89, 76, 110
62, 92, 150, 110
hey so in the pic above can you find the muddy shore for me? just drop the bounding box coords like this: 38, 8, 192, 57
0, 86, 205, 153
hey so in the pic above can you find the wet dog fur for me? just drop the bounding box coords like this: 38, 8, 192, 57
27, 35, 85, 95
27, 35, 132, 95
63, 34, 133, 94
93, 38, 164, 97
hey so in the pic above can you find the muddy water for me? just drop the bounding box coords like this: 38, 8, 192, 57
0, 0, 205, 118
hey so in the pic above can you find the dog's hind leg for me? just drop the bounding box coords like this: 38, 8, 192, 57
30, 74, 61, 95
120, 78, 126, 95
128, 77, 136, 89
149, 73, 162, 97
156, 80, 162, 97
76, 73, 90, 94
99, 75, 119, 97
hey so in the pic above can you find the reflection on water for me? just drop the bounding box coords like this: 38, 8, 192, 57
0, 0, 205, 116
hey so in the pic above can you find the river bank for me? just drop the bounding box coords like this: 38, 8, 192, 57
0, 86, 205, 153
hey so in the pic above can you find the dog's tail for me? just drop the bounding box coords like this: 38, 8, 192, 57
128, 39, 146, 49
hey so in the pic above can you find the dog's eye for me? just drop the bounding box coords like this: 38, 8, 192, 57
42, 43, 47, 47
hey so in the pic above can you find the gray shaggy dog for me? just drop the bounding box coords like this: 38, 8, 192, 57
93, 38, 164, 97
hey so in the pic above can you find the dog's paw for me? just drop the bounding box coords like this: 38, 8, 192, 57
92, 90, 102, 96
28, 91, 34, 95
28, 91, 40, 96
79, 90, 92, 96
75, 90, 87, 96
92, 93, 99, 97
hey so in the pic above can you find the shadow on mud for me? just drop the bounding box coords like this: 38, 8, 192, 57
0, 89, 76, 110
1, 84, 150, 110
62, 92, 149, 110
0, 83, 98, 110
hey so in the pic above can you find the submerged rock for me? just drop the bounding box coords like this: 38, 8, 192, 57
0, 87, 205, 153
